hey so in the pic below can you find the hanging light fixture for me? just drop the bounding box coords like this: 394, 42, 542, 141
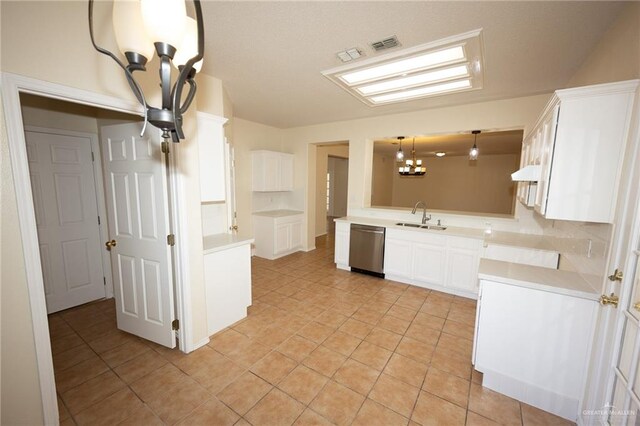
395, 136, 405, 162
398, 137, 426, 176
469, 130, 481, 160
88, 0, 204, 142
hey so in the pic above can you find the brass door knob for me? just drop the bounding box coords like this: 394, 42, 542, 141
600, 293, 619, 308
230, 225, 238, 231
634, 301, 640, 312
105, 239, 117, 251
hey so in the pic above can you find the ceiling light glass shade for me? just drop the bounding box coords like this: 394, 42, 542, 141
141, 0, 187, 49
395, 148, 405, 162
371, 79, 471, 104
469, 144, 479, 160
357, 65, 468, 95
112, 0, 154, 59
173, 17, 202, 72
435, 152, 446, 157
342, 46, 464, 84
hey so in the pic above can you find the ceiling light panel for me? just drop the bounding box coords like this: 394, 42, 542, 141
322, 29, 484, 107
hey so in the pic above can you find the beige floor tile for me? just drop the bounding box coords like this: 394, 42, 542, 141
61, 370, 126, 414
253, 324, 296, 348
60, 418, 76, 426
420, 300, 451, 319
339, 318, 374, 339
113, 350, 168, 384
172, 345, 220, 375
298, 321, 335, 343
387, 305, 419, 322
468, 383, 522, 426
405, 323, 441, 346
366, 328, 403, 351
174, 397, 239, 425
75, 318, 117, 342
377, 314, 411, 335
413, 313, 446, 331
309, 380, 365, 426
245, 388, 305, 426
333, 358, 381, 396
322, 330, 362, 356
51, 333, 85, 355
100, 340, 150, 369
353, 307, 385, 325
145, 376, 211, 424
443, 319, 475, 340
395, 296, 425, 311
412, 391, 466, 426
472, 369, 483, 385
293, 408, 334, 425
87, 330, 138, 354
57, 394, 71, 421
55, 355, 110, 392
277, 335, 318, 362
315, 310, 349, 329
353, 398, 410, 426
369, 373, 420, 418
521, 403, 574, 426
225, 339, 272, 368
383, 353, 429, 388
350, 341, 392, 370
423, 367, 470, 408
208, 328, 251, 354
431, 348, 472, 380
130, 363, 187, 402
117, 404, 164, 426
74, 388, 145, 426
367, 299, 394, 313
216, 371, 273, 415
188, 354, 245, 393
250, 350, 298, 385
396, 336, 435, 364
437, 332, 473, 358
302, 345, 347, 377
53, 344, 96, 373
279, 365, 329, 404
466, 411, 501, 426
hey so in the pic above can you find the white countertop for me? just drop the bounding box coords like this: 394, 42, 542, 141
478, 258, 599, 301
335, 216, 556, 251
253, 209, 304, 218
203, 233, 254, 255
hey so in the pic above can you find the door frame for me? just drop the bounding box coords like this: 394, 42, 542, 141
1, 72, 190, 424
24, 125, 114, 302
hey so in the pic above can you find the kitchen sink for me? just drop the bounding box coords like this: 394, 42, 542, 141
395, 222, 447, 230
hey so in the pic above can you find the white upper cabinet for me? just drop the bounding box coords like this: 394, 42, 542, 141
197, 112, 228, 202
251, 150, 294, 192
522, 80, 639, 223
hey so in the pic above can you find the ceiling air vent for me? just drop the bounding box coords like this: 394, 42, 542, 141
371, 36, 400, 52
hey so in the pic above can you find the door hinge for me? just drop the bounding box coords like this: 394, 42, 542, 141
161, 141, 170, 154
91, 151, 95, 162
167, 234, 175, 246
172, 319, 179, 330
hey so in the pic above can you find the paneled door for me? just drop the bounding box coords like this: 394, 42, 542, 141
100, 123, 175, 348
25, 130, 106, 313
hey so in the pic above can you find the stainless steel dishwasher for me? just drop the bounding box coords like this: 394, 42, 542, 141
349, 224, 385, 277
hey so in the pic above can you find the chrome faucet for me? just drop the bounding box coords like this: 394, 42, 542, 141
411, 201, 431, 224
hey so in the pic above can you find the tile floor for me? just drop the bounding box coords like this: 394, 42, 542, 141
51, 234, 574, 425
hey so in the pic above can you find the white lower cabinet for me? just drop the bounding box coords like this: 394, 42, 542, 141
334, 222, 350, 269
473, 279, 597, 421
253, 211, 303, 260
384, 228, 481, 298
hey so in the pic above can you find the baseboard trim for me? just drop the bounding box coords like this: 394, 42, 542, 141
188, 337, 211, 353
384, 273, 477, 300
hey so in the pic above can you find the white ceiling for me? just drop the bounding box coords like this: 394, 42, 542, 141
198, 1, 625, 128
375, 130, 524, 157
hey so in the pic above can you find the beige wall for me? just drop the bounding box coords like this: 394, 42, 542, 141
0, 1, 228, 421
374, 153, 520, 215
315, 145, 348, 236
371, 153, 394, 207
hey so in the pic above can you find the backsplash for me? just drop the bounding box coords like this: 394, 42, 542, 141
542, 219, 612, 291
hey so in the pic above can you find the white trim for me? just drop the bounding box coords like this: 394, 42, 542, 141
191, 337, 211, 352
23, 125, 114, 300
384, 273, 478, 300
0, 72, 189, 423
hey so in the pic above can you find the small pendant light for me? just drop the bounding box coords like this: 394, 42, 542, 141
395, 136, 405, 162
469, 130, 480, 160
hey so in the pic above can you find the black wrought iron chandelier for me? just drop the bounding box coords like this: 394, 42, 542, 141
88, 0, 204, 142
398, 137, 426, 176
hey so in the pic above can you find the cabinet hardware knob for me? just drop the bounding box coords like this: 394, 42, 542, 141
634, 301, 640, 312
600, 293, 619, 308
608, 269, 623, 282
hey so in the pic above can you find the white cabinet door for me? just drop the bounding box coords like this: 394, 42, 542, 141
446, 248, 479, 292
290, 220, 302, 249
412, 242, 446, 286
334, 222, 350, 267
534, 105, 560, 215
279, 153, 294, 191
197, 112, 228, 202
274, 223, 290, 255
384, 238, 412, 278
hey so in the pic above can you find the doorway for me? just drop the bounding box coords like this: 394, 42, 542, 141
315, 143, 349, 239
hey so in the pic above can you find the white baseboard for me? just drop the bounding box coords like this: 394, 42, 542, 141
384, 273, 477, 300
336, 263, 350, 271
188, 337, 211, 353
480, 368, 578, 422
303, 245, 316, 252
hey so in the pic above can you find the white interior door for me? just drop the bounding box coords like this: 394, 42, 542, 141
25, 130, 106, 313
100, 122, 175, 348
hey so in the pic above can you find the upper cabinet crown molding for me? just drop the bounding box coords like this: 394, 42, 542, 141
251, 150, 294, 192
518, 79, 639, 223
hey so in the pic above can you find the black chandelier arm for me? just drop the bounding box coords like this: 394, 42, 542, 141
88, 0, 148, 135
171, 0, 204, 141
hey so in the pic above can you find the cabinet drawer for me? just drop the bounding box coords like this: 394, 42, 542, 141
274, 214, 303, 225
